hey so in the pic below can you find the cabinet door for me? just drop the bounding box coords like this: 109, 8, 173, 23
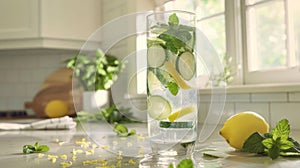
40, 0, 101, 41
0, 0, 39, 39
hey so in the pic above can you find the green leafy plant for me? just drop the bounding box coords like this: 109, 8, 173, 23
168, 158, 194, 168
23, 142, 49, 154
242, 119, 300, 159
65, 49, 124, 91
76, 105, 136, 124
113, 123, 136, 137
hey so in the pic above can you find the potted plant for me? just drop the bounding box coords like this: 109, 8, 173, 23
65, 49, 124, 112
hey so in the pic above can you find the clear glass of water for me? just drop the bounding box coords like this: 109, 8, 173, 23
140, 10, 197, 167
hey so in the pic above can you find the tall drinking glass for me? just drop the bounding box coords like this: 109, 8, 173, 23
140, 11, 198, 167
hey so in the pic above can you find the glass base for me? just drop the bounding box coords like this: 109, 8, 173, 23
139, 153, 186, 168
139, 141, 195, 168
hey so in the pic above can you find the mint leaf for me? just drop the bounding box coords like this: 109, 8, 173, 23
23, 145, 35, 154
113, 123, 128, 136
177, 159, 193, 168
168, 164, 174, 168
241, 119, 300, 160
168, 13, 179, 25
158, 33, 183, 54
268, 144, 280, 160
262, 119, 294, 159
128, 129, 136, 136
23, 142, 49, 154
113, 124, 136, 137
37, 145, 50, 152
279, 139, 294, 150
242, 132, 265, 153
167, 82, 179, 96
272, 119, 290, 141
285, 137, 300, 152
262, 138, 274, 149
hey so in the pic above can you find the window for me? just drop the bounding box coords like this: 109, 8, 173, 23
242, 0, 300, 84
161, 0, 300, 85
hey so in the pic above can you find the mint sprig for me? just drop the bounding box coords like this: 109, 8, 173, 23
242, 119, 299, 159
23, 142, 49, 154
113, 124, 136, 137
262, 119, 294, 159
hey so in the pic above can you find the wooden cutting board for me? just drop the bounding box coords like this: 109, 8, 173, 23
25, 68, 83, 118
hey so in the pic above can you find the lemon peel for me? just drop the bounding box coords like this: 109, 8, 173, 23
168, 105, 196, 122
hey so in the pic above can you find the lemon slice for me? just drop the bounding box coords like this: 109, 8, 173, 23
164, 61, 191, 89
168, 105, 196, 122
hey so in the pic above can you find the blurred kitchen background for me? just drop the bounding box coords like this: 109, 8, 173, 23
0, 0, 300, 129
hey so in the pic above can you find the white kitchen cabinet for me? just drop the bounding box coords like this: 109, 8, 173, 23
0, 0, 101, 50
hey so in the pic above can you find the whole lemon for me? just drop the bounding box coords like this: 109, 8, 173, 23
219, 111, 269, 149
45, 100, 69, 118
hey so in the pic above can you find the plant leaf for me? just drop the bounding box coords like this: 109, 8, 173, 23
268, 145, 280, 160
167, 82, 179, 96
272, 119, 290, 141
168, 13, 179, 25
37, 145, 50, 152
23, 145, 35, 154
177, 159, 193, 168
241, 132, 265, 153
168, 163, 174, 168
279, 139, 294, 150
262, 138, 274, 149
113, 124, 128, 135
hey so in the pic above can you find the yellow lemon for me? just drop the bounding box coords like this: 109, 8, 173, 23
219, 111, 269, 149
45, 100, 69, 118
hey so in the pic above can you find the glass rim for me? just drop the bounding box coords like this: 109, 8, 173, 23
146, 10, 196, 19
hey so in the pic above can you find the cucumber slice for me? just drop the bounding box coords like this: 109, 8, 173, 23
176, 52, 196, 81
147, 45, 166, 68
160, 121, 194, 128
147, 70, 163, 94
147, 95, 172, 120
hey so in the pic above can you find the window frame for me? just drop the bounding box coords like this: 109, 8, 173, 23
240, 0, 300, 84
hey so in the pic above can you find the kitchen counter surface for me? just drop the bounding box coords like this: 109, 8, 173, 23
0, 119, 300, 168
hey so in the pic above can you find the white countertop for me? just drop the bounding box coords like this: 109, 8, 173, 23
0, 119, 300, 168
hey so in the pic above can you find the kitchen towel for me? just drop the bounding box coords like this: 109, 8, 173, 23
0, 116, 76, 130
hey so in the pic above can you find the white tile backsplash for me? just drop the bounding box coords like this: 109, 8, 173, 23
0, 56, 13, 69
226, 94, 250, 102
19, 69, 35, 83
199, 91, 300, 129
0, 51, 74, 111
251, 93, 288, 102
0, 84, 11, 97
0, 98, 8, 110
218, 103, 235, 125
270, 103, 300, 129
289, 92, 300, 102
198, 102, 208, 124
199, 94, 211, 103
235, 102, 270, 123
